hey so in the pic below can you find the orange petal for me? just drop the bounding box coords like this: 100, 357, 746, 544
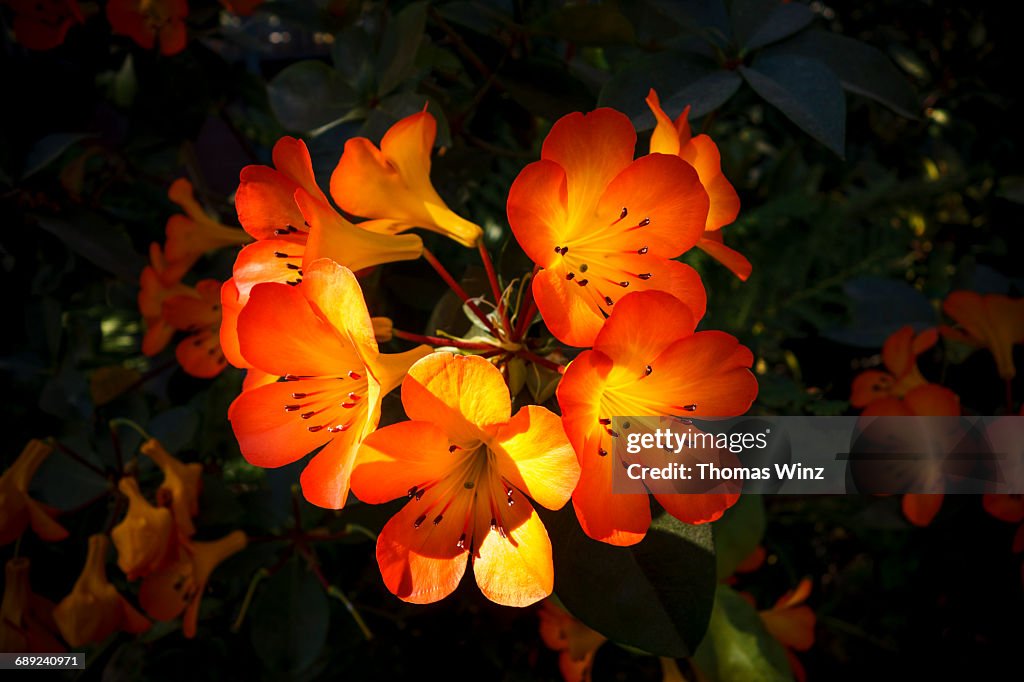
219, 279, 246, 368
472, 492, 553, 607
236, 281, 358, 377
175, 330, 226, 379
646, 89, 683, 156
236, 137, 323, 241
242, 368, 278, 391
299, 423, 372, 509
505, 159, 569, 268
400, 353, 511, 446
679, 135, 740, 232
375, 485, 471, 604
761, 604, 815, 651
540, 109, 636, 224
531, 267, 608, 349
696, 232, 752, 281
850, 370, 895, 408
298, 259, 379, 362
861, 396, 912, 416
902, 493, 944, 526
982, 494, 1024, 523
24, 500, 69, 542
232, 239, 307, 298
881, 325, 916, 378
297, 189, 423, 273
228, 380, 334, 467
351, 421, 453, 504
592, 290, 697, 376
572, 463, 651, 546
911, 327, 939, 356
944, 291, 1024, 380
596, 153, 708, 257
902, 384, 960, 416
655, 491, 738, 525
491, 406, 579, 511
139, 553, 192, 620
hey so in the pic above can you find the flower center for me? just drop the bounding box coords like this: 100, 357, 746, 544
280, 370, 367, 433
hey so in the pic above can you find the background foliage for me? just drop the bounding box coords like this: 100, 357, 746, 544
2, 0, 1022, 679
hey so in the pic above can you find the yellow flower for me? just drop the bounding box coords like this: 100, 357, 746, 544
141, 439, 202, 537
53, 535, 151, 647
0, 439, 69, 546
1, 558, 64, 653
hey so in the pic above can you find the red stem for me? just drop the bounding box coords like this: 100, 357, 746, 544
478, 241, 511, 334
422, 248, 501, 337
392, 329, 497, 351
517, 349, 564, 374
513, 267, 541, 341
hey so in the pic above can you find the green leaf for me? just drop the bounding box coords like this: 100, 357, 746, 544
694, 586, 793, 682
598, 52, 724, 128
823, 276, 935, 348
331, 26, 375, 97
729, 0, 782, 47
743, 2, 815, 52
713, 495, 766, 580
267, 61, 357, 134
540, 506, 716, 657
250, 557, 330, 674
376, 1, 428, 96
538, 4, 636, 46
33, 214, 144, 282
764, 30, 919, 118
22, 133, 94, 179
740, 55, 846, 157
661, 70, 743, 121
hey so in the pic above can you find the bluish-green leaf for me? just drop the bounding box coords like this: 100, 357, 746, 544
22, 133, 94, 179
599, 52, 723, 129
538, 4, 636, 46
376, 1, 428, 96
764, 30, 919, 118
713, 494, 766, 580
744, 2, 815, 51
823, 276, 935, 348
661, 70, 743, 121
267, 61, 357, 134
741, 55, 846, 156
540, 506, 716, 657
694, 586, 793, 682
250, 557, 329, 674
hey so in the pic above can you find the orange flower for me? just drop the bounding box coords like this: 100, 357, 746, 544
850, 325, 960, 417
139, 530, 246, 638
141, 439, 202, 538
162, 178, 251, 283
331, 111, 484, 248
224, 137, 422, 369
759, 579, 815, 682
111, 477, 176, 580
507, 108, 709, 346
557, 291, 757, 545
53, 535, 151, 647
7, 0, 83, 50
0, 439, 69, 546
941, 291, 1024, 380
161, 279, 228, 378
983, 494, 1024, 523
351, 353, 579, 606
538, 600, 607, 682
138, 245, 193, 356
646, 89, 749, 281
228, 259, 431, 509
106, 0, 188, 56
1, 558, 64, 653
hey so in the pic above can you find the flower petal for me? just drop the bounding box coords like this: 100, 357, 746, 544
881, 325, 916, 378
655, 490, 738, 525
232, 239, 306, 299
680, 135, 740, 232
228, 380, 334, 467
300, 259, 379, 364
902, 384, 960, 416
491, 406, 579, 511
646, 89, 685, 156
902, 493, 943, 526
506, 159, 569, 268
696, 232, 752, 281
593, 290, 697, 376
352, 421, 453, 504
400, 353, 511, 446
473, 491, 554, 607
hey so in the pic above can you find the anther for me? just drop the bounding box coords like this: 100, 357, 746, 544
274, 252, 289, 258
348, 370, 361, 380
284, 374, 300, 381
619, 281, 630, 288
619, 207, 628, 220
637, 273, 652, 280
566, 272, 575, 280
599, 418, 611, 425
415, 489, 425, 501
414, 514, 426, 529
645, 365, 653, 376
490, 518, 497, 532
449, 445, 458, 453
604, 296, 614, 306
580, 264, 588, 272
577, 279, 589, 287
286, 263, 301, 270
307, 425, 324, 433
637, 246, 648, 255
408, 486, 418, 498
347, 392, 361, 401
300, 411, 315, 419
291, 392, 306, 399
327, 424, 349, 433
598, 447, 608, 456
608, 430, 620, 438
433, 514, 444, 525
683, 404, 697, 412
457, 533, 467, 549
284, 404, 300, 412
464, 481, 474, 489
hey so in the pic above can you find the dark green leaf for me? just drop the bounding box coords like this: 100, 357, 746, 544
764, 30, 919, 118
267, 61, 357, 134
647, 0, 731, 43
729, 0, 781, 48
503, 58, 595, 121
598, 52, 722, 128
661, 70, 743, 121
22, 133, 94, 179
150, 406, 199, 453
823, 276, 935, 348
743, 3, 815, 51
331, 26, 375, 97
713, 495, 766, 580
694, 586, 793, 682
376, 1, 428, 96
740, 55, 846, 156
538, 4, 636, 46
250, 557, 330, 674
540, 505, 716, 657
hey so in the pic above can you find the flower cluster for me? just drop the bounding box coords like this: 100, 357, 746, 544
225, 91, 757, 606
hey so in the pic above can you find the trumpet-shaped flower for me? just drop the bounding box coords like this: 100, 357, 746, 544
331, 111, 484, 248
161, 178, 251, 283
107, 0, 188, 56
139, 530, 246, 638
223, 137, 423, 369
0, 439, 68, 546
758, 579, 816, 682
161, 279, 228, 378
538, 600, 607, 682
646, 90, 749, 280
507, 108, 709, 346
111, 477, 176, 580
141, 439, 202, 538
1, 558, 64, 653
229, 259, 431, 509
557, 291, 757, 545
351, 353, 579, 606
941, 291, 1024, 380
8, 0, 84, 50
53, 535, 151, 647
